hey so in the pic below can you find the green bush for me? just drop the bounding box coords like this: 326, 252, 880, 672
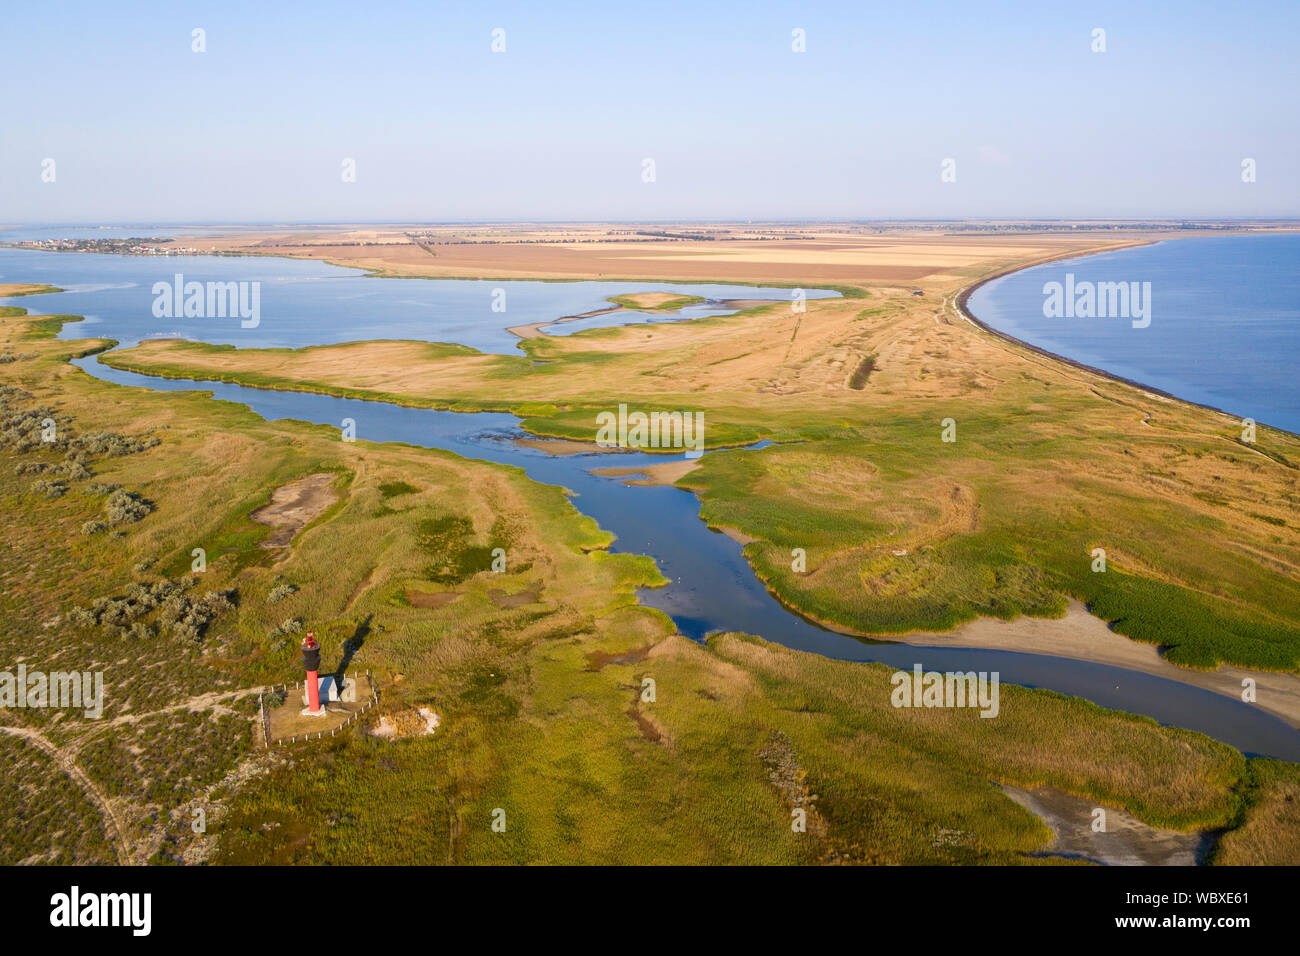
31, 479, 66, 499
267, 583, 297, 604
104, 488, 152, 524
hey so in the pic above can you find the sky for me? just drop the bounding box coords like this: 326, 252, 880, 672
1, 0, 1297, 223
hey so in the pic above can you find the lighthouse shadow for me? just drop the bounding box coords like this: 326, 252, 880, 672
334, 615, 371, 684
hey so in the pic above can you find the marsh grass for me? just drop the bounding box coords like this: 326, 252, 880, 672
607, 293, 706, 311
3, 280, 1296, 865
1209, 759, 1300, 864
100, 278, 1300, 671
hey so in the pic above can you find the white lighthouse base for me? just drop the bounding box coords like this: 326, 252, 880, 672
302, 675, 356, 707
299, 705, 329, 718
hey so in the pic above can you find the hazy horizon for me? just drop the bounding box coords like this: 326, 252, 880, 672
7, 217, 1300, 228
3, 0, 1298, 222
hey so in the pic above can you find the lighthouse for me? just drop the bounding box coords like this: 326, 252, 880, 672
301, 629, 325, 717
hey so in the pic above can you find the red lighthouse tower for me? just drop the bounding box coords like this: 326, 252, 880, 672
301, 629, 325, 717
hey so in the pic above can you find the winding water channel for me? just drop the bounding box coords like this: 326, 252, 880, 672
4, 244, 1299, 760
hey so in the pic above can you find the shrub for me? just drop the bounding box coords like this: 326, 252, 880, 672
31, 479, 67, 499
268, 618, 303, 640
68, 607, 98, 629
64, 579, 236, 645
203, 590, 237, 614
267, 583, 297, 605
68, 431, 161, 458
104, 489, 152, 524
157, 595, 188, 626
125, 583, 157, 609
0, 396, 62, 452
53, 460, 92, 480
150, 579, 182, 600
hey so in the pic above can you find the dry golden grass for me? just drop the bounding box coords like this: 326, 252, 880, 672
7, 228, 1300, 865
104, 229, 1300, 679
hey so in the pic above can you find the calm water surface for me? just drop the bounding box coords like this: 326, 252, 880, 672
968, 234, 1300, 434
4, 242, 1298, 759
0, 247, 835, 355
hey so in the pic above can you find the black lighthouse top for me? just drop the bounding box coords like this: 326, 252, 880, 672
302, 631, 321, 673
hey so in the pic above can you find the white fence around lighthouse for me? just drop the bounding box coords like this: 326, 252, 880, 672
260, 670, 379, 748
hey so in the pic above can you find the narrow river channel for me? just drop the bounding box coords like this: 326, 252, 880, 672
74, 354, 1300, 760
5, 243, 1296, 760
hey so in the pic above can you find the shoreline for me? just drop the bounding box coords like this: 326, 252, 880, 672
954, 235, 1300, 441
902, 600, 1300, 729
507, 304, 624, 340
87, 339, 1300, 733
726, 530, 1300, 729
507, 296, 783, 341
20, 254, 1300, 735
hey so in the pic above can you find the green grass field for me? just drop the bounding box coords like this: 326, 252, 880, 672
3, 269, 1300, 865
100, 282, 1300, 672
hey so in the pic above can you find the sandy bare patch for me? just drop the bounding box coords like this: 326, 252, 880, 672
611, 292, 704, 309
489, 588, 539, 608
515, 437, 603, 456
251, 473, 339, 549
368, 715, 397, 738
1001, 784, 1210, 865
619, 292, 683, 308
406, 590, 462, 609
591, 459, 700, 486
718, 526, 758, 545
366, 706, 441, 740
0, 283, 56, 297
900, 600, 1300, 728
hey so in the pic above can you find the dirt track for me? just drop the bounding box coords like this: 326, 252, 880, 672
0, 724, 132, 865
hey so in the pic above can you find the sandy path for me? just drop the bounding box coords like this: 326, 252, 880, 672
1, 683, 275, 866
901, 600, 1300, 728
0, 725, 133, 865
99, 686, 266, 729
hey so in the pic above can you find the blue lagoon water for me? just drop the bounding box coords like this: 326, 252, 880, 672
4, 241, 1299, 758
967, 234, 1300, 434
0, 247, 834, 355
